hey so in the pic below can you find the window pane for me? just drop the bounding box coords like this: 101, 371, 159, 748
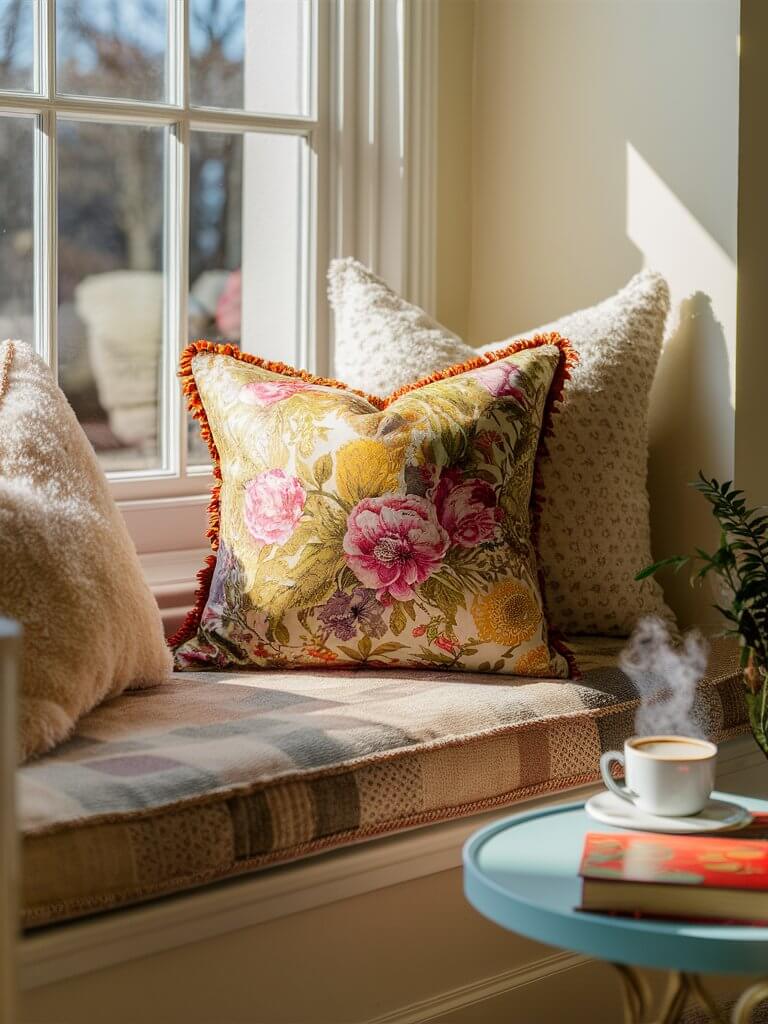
187, 130, 306, 466
58, 120, 165, 473
190, 0, 310, 116
0, 0, 35, 92
0, 116, 33, 348
57, 0, 167, 103
188, 130, 243, 465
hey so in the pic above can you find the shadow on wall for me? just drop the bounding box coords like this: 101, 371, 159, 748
463, 0, 739, 629
648, 293, 734, 630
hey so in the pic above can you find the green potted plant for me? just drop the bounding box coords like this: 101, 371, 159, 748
637, 475, 768, 757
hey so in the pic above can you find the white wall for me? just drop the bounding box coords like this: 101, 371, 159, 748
458, 0, 740, 628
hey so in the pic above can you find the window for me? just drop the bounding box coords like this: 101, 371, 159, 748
0, 0, 434, 559
0, 0, 319, 501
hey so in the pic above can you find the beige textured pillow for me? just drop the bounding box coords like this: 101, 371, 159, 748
329, 260, 675, 635
0, 340, 171, 761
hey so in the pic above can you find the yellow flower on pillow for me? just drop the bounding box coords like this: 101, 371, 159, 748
172, 337, 577, 678
335, 438, 403, 505
513, 644, 552, 676
471, 579, 542, 648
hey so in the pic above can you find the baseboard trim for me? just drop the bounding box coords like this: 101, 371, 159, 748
365, 951, 588, 1024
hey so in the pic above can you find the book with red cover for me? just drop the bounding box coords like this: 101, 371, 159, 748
579, 821, 768, 923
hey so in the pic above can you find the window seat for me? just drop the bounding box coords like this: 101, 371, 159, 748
19, 637, 745, 930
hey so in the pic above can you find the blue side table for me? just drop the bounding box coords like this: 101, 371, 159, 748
463, 793, 768, 1024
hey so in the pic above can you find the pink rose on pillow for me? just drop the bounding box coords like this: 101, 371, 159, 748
239, 379, 313, 407
344, 495, 449, 602
433, 469, 502, 548
467, 361, 527, 405
244, 469, 307, 546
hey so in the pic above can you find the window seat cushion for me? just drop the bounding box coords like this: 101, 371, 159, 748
19, 637, 746, 929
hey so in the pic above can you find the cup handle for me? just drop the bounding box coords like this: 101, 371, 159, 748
599, 750, 636, 804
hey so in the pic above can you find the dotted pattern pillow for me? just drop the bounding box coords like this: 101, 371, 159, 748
172, 337, 577, 678
329, 259, 675, 636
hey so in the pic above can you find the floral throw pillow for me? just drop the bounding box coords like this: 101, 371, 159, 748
172, 336, 577, 677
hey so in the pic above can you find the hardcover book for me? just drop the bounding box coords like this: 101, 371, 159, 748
579, 824, 768, 923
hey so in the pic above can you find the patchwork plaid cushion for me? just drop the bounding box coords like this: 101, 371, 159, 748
20, 637, 746, 928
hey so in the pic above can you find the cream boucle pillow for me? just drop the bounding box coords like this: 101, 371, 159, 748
0, 341, 171, 761
328, 259, 674, 635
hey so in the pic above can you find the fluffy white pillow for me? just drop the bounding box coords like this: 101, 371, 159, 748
328, 259, 674, 635
0, 340, 172, 761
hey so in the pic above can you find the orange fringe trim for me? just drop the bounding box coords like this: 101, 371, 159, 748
168, 335, 579, 677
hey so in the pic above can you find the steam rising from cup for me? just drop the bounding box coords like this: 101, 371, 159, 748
619, 617, 709, 738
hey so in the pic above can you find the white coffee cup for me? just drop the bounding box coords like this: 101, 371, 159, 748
599, 735, 717, 817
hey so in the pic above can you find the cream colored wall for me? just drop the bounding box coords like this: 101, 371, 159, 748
443, 0, 741, 628
735, 1, 768, 508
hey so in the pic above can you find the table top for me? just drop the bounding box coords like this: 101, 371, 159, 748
463, 791, 768, 975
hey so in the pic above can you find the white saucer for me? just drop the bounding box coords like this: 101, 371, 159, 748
585, 790, 753, 834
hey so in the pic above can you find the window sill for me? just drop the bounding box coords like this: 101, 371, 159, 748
139, 547, 208, 636
119, 493, 210, 556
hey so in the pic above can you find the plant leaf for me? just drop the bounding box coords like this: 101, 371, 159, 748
635, 556, 689, 581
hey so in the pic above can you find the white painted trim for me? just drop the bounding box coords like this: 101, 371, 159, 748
32, 0, 57, 374
138, 546, 207, 633
139, 547, 207, 595
118, 494, 209, 557
329, 0, 438, 305
365, 951, 588, 1024
117, 492, 210, 514
328, 0, 358, 263
403, 0, 438, 314
0, 619, 20, 1024
351, 0, 381, 273
0, 91, 317, 130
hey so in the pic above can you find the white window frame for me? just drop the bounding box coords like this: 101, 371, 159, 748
0, 0, 324, 501
0, 0, 437, 558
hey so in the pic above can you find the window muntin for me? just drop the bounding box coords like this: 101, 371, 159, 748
0, 0, 318, 495
0, 114, 34, 345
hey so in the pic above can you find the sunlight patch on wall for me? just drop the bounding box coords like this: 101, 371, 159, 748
625, 142, 737, 404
